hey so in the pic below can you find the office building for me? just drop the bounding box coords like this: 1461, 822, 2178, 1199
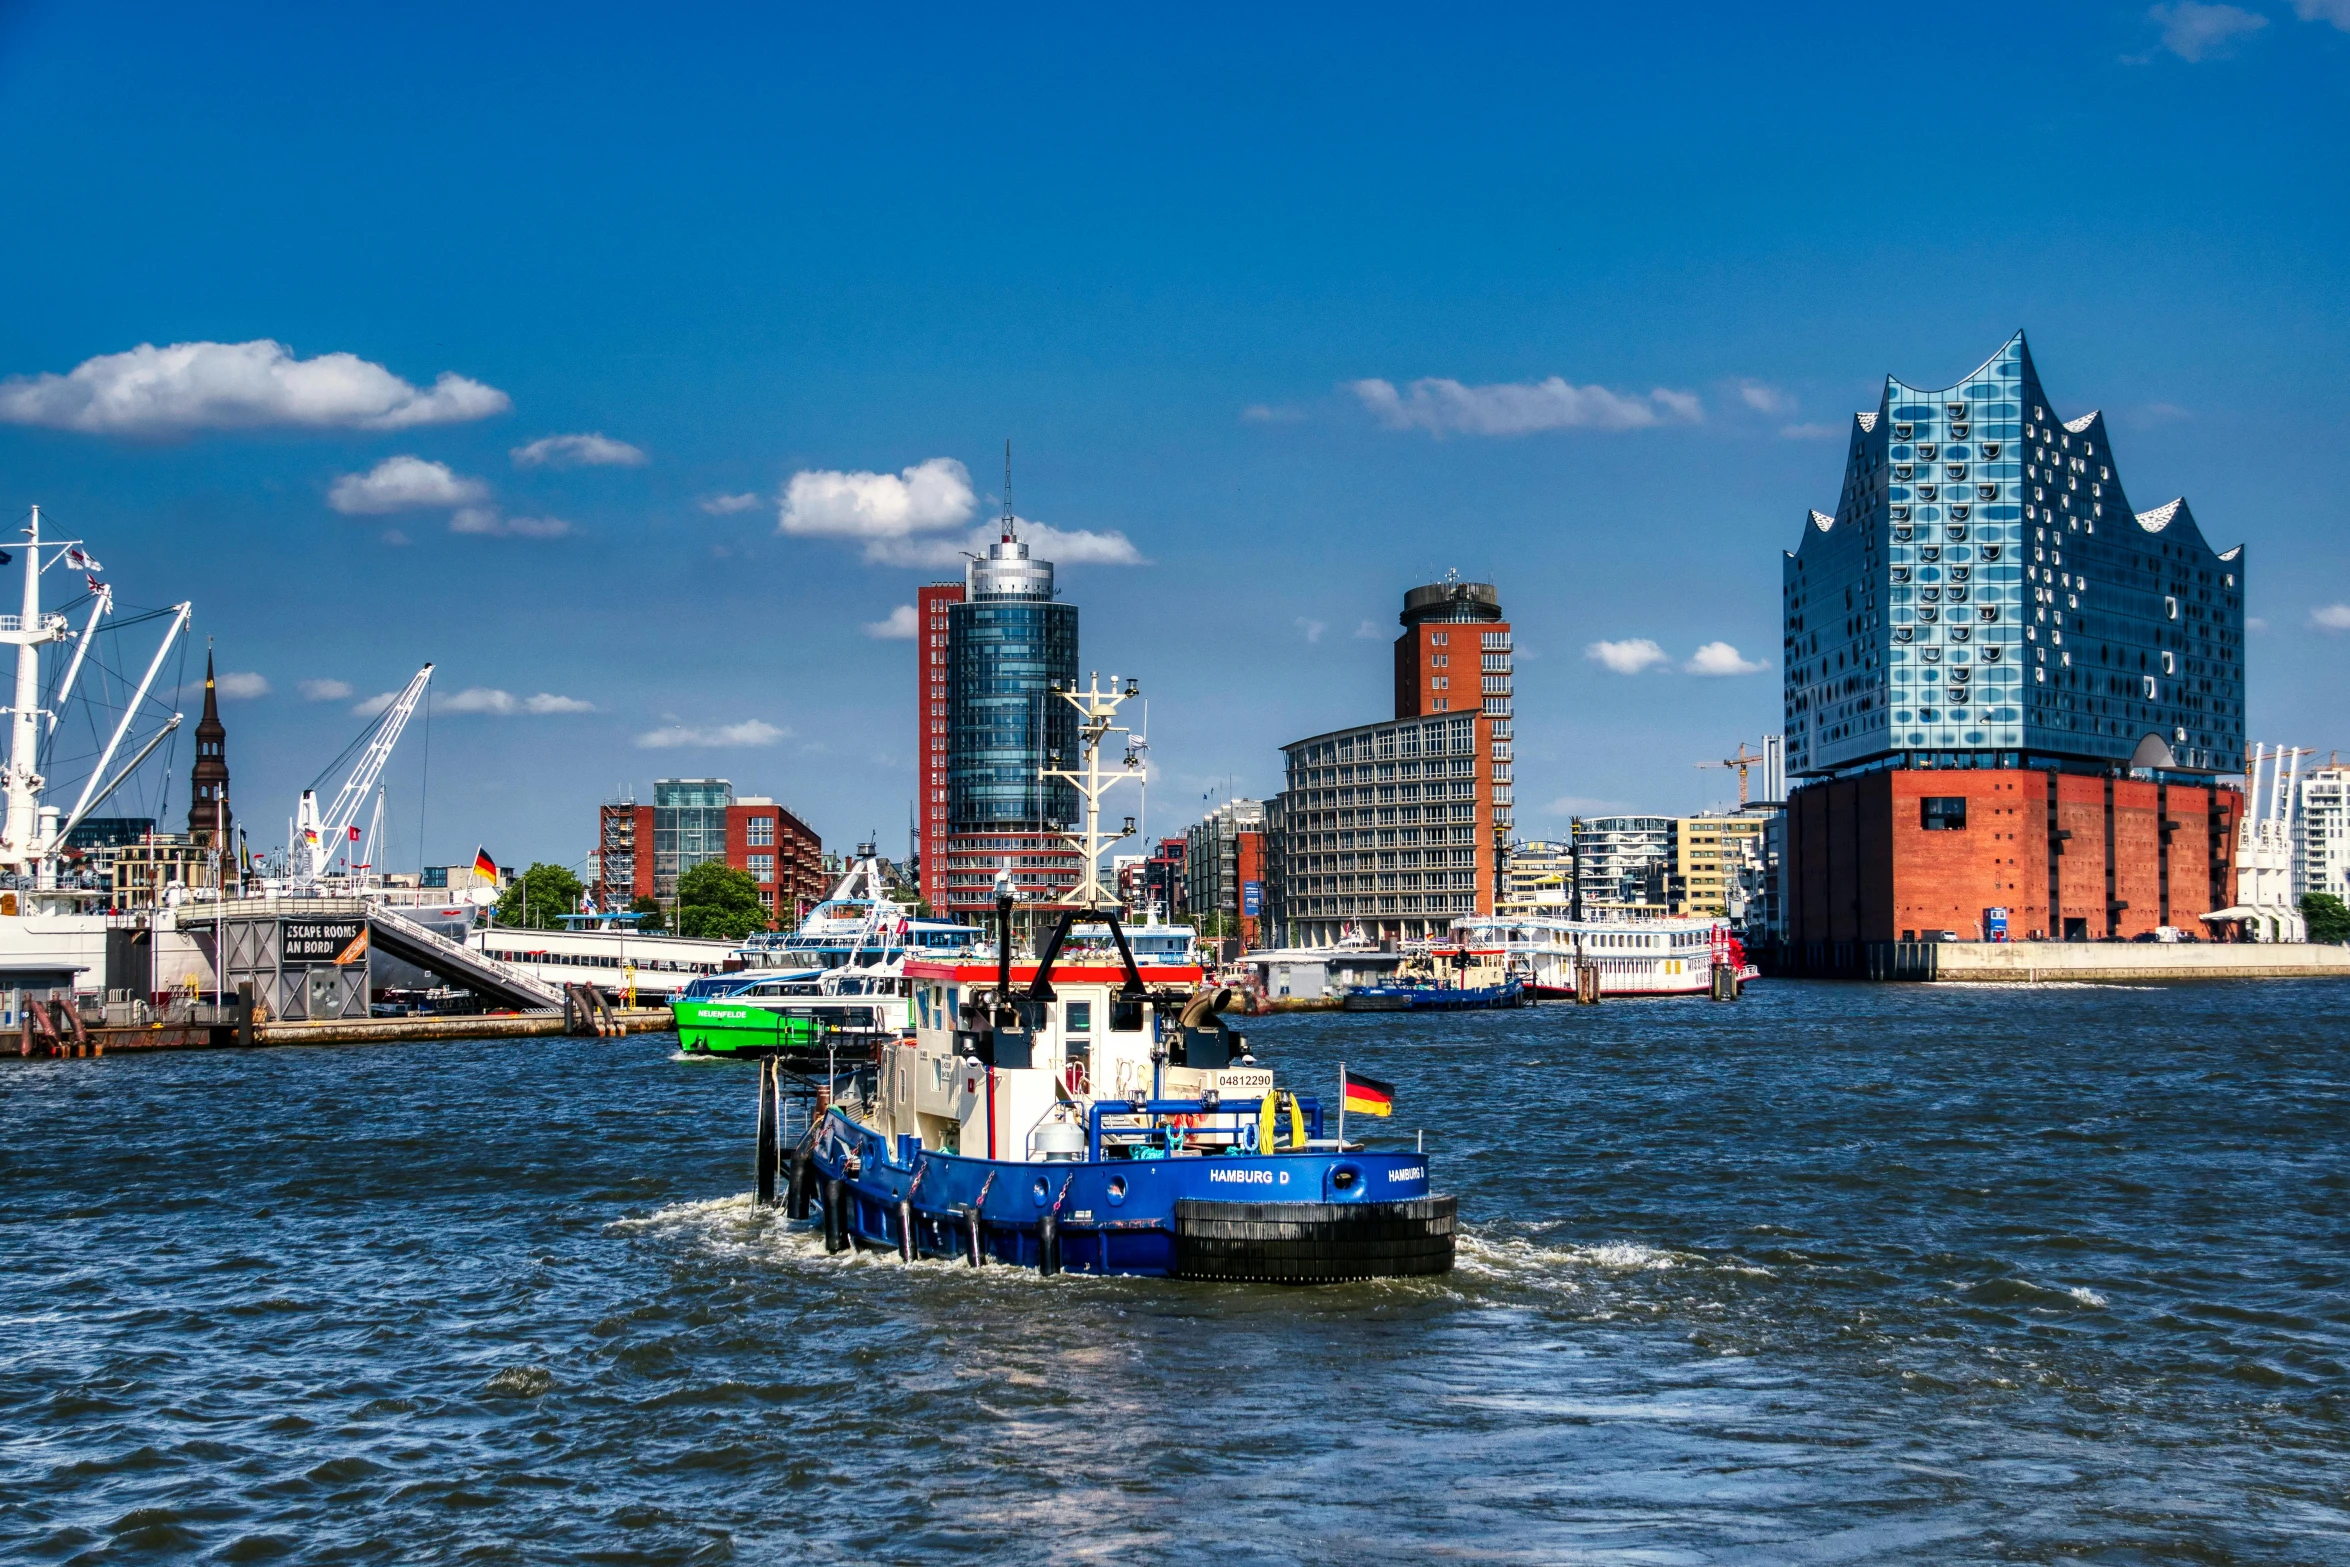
938, 525, 1084, 918
1265, 580, 1513, 947
1185, 799, 1266, 947
914, 580, 964, 909
1782, 332, 2244, 947
1572, 816, 1673, 919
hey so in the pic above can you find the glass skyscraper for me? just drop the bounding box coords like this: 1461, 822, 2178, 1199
939, 529, 1082, 914
1783, 331, 2244, 779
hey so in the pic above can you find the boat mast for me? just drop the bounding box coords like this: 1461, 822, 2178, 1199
1042, 674, 1143, 910
2, 508, 66, 876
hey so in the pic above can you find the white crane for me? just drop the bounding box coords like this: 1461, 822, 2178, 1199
292, 663, 433, 892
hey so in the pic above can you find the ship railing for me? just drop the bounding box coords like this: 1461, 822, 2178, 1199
1084, 1095, 1324, 1161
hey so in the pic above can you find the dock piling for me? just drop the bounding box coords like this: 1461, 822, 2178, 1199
754, 1060, 779, 1206
897, 1199, 916, 1262
822, 1179, 847, 1253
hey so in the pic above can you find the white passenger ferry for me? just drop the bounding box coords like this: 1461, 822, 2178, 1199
1446, 915, 1753, 998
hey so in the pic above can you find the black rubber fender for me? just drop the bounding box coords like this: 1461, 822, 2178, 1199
1173, 1196, 1457, 1283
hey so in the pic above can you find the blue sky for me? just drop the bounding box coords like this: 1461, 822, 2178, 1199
0, 2, 2344, 871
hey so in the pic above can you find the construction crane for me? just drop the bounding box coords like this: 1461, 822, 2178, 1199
292, 663, 433, 891
1694, 741, 1767, 807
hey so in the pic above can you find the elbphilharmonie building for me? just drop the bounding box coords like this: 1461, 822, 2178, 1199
1783, 331, 2244, 779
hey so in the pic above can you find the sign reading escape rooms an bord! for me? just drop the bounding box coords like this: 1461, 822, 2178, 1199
283, 920, 368, 963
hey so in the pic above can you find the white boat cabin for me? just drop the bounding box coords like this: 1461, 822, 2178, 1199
875, 957, 1271, 1165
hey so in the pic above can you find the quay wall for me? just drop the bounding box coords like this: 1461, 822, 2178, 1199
1931, 942, 2350, 984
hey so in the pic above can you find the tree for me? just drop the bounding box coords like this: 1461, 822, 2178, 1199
676, 861, 771, 941
629, 896, 668, 934
2302, 891, 2350, 946
496, 861, 584, 931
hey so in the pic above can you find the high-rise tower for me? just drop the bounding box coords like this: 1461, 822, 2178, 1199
939, 522, 1083, 919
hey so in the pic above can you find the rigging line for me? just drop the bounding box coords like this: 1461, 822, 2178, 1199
153, 629, 190, 831
307, 703, 396, 794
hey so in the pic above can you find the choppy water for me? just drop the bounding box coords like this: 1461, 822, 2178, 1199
3, 981, 2347, 1564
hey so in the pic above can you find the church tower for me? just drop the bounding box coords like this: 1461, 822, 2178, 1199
188, 647, 232, 848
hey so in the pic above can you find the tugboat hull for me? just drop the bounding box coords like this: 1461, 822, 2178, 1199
809, 1108, 1454, 1282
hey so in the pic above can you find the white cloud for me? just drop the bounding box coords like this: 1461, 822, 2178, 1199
1296, 617, 1327, 643
215, 671, 270, 699
0, 339, 507, 436
864, 604, 919, 639
635, 719, 789, 749
450, 507, 571, 539
510, 432, 646, 468
2246, 616, 2270, 633
380, 528, 411, 547
439, 687, 594, 715
1351, 375, 1703, 435
2310, 604, 2350, 631
328, 456, 489, 515
864, 518, 1146, 569
699, 492, 761, 515
1241, 403, 1305, 424
1737, 381, 1787, 413
1780, 422, 1840, 440
1586, 637, 1670, 674
353, 691, 398, 718
2152, 1, 2267, 59
1355, 620, 1381, 639
780, 456, 976, 544
1685, 641, 1767, 676
2296, 0, 2350, 27
300, 679, 354, 701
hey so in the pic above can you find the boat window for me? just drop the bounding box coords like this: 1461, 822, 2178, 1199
1111, 997, 1144, 1032
1066, 1000, 1092, 1032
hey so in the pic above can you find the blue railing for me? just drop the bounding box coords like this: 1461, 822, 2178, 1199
1084, 1096, 1324, 1161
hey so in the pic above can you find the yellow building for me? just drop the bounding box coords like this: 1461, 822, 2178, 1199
1670, 813, 1768, 918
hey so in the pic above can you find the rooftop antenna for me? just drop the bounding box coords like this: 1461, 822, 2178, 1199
1002, 439, 1016, 542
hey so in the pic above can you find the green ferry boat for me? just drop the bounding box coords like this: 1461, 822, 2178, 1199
672, 998, 834, 1058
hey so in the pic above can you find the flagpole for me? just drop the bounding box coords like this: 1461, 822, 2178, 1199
1338, 1061, 1346, 1148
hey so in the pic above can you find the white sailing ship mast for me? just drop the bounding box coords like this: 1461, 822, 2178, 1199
0, 506, 190, 890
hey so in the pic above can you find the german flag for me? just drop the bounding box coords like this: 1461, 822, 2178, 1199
473, 847, 498, 883
1342, 1069, 1395, 1118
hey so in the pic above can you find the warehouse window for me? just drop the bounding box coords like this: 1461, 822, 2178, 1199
1921, 797, 1967, 831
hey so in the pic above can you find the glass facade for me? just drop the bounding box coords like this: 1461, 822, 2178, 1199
947, 538, 1079, 834
1785, 332, 2244, 778
652, 777, 731, 900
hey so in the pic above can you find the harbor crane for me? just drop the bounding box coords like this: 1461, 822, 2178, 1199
1694, 741, 1767, 807
292, 663, 433, 892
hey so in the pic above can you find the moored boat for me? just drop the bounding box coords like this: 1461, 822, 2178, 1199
1340, 944, 1527, 1011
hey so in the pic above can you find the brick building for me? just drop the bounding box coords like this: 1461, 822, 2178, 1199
914, 581, 964, 910
1781, 332, 2245, 955
594, 782, 823, 925
1264, 579, 1514, 946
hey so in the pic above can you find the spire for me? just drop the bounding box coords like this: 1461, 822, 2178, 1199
188, 639, 232, 846
1002, 439, 1017, 542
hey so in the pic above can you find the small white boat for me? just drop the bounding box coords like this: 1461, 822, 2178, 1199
1447, 915, 1753, 998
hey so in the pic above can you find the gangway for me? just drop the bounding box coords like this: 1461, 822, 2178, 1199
178, 898, 568, 1014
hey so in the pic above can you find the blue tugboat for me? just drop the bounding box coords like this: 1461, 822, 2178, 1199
1341, 946, 1529, 1011
754, 677, 1455, 1282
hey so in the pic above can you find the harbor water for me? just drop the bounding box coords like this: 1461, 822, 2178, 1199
3, 982, 2345, 1563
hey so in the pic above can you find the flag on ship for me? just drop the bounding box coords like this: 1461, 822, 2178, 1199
473, 847, 498, 883
84, 573, 102, 595
63, 546, 101, 571
1341, 1068, 1396, 1118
